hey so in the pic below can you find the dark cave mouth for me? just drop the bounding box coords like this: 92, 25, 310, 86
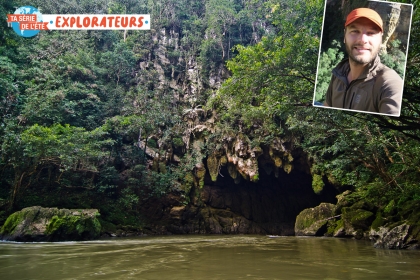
146, 153, 338, 235
194, 160, 338, 235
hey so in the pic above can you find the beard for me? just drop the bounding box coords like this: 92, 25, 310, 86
345, 42, 380, 65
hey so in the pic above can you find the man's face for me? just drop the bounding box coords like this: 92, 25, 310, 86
344, 17, 382, 65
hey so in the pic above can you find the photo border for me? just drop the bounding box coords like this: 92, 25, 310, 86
313, 0, 414, 117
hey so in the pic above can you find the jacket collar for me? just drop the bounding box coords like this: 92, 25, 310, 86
332, 55, 382, 82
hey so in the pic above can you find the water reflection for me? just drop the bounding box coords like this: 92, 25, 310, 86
1, 236, 419, 280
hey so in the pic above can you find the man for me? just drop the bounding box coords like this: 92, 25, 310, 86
324, 8, 403, 116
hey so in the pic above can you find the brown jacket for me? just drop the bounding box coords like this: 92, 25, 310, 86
325, 56, 403, 116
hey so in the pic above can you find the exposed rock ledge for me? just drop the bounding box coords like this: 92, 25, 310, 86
138, 113, 299, 187
295, 200, 420, 249
0, 206, 101, 242
370, 224, 419, 250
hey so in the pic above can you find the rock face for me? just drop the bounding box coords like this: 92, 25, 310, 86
140, 164, 338, 235
324, 197, 376, 239
0, 206, 101, 242
295, 203, 336, 236
339, 208, 374, 236
370, 224, 419, 250
204, 135, 295, 184
368, 1, 412, 50
133, 122, 339, 236
294, 194, 420, 249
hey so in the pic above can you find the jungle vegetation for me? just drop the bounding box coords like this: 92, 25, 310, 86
1, 0, 419, 229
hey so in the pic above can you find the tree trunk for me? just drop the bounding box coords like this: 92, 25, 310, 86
8, 171, 25, 211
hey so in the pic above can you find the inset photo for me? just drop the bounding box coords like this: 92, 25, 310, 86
313, 0, 413, 117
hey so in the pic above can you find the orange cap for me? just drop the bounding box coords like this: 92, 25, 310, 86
345, 8, 383, 33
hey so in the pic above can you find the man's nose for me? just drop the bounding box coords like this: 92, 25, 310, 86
358, 32, 369, 43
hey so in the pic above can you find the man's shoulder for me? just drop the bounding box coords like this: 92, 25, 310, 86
375, 61, 403, 82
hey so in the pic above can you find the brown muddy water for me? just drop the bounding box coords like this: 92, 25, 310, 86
1, 235, 419, 279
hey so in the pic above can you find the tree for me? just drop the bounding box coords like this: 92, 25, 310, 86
1, 123, 113, 209
314, 40, 344, 103
100, 42, 136, 86
209, 0, 322, 137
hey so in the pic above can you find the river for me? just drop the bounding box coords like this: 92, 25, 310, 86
1, 235, 419, 279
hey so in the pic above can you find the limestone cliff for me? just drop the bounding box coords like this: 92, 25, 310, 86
127, 29, 338, 234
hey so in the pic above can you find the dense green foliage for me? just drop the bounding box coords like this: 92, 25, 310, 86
1, 0, 420, 232
210, 0, 420, 212
0, 0, 262, 228
314, 40, 344, 102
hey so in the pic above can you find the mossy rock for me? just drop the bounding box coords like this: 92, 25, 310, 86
400, 200, 420, 223
181, 172, 195, 194
371, 211, 385, 230
378, 200, 420, 230
332, 219, 346, 237
341, 207, 374, 230
207, 155, 219, 182
383, 200, 396, 215
350, 200, 376, 212
0, 206, 101, 242
312, 174, 324, 194
195, 164, 206, 188
399, 201, 420, 246
295, 203, 336, 236
369, 199, 420, 249
410, 225, 420, 243
326, 220, 340, 236
334, 191, 356, 214
0, 210, 27, 235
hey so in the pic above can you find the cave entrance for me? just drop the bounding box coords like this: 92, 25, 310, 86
198, 159, 338, 235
